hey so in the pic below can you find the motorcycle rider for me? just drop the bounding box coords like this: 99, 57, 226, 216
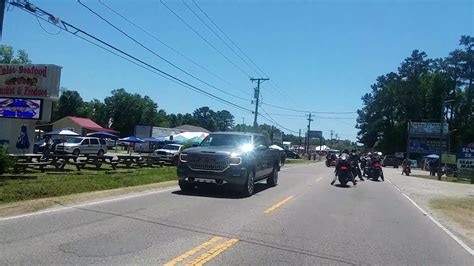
331, 150, 357, 186
370, 152, 384, 181
350, 149, 364, 181
401, 157, 411, 175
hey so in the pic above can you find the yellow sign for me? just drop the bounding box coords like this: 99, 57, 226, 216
441, 153, 457, 164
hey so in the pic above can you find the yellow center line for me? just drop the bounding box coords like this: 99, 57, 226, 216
186, 238, 240, 266
163, 236, 222, 266
264, 195, 295, 214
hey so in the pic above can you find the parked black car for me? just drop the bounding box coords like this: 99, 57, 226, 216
382, 155, 400, 168
177, 132, 281, 197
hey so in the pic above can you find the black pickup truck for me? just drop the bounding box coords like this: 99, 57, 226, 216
177, 132, 281, 197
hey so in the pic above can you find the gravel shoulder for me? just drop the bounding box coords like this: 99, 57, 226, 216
384, 167, 474, 248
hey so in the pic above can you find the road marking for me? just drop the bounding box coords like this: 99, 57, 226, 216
386, 178, 474, 256
186, 238, 239, 266
163, 236, 223, 266
315, 177, 322, 182
0, 186, 178, 221
264, 195, 295, 214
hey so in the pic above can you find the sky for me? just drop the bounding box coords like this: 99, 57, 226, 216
3, 0, 473, 141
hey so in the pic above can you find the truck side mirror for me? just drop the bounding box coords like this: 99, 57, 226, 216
256, 144, 267, 150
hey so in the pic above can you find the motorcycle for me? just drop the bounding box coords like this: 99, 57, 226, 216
369, 161, 382, 181
402, 164, 411, 176
326, 155, 337, 167
336, 158, 353, 186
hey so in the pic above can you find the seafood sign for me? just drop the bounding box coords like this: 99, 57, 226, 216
0, 64, 61, 99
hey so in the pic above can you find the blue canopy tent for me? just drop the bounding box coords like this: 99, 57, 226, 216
119, 136, 145, 154
87, 131, 119, 140
425, 154, 440, 159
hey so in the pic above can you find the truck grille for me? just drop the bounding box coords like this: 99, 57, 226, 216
187, 155, 229, 171
156, 151, 167, 155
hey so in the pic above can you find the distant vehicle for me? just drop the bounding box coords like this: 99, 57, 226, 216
177, 132, 281, 197
285, 150, 300, 159
382, 155, 400, 168
33, 139, 63, 154
153, 144, 184, 165
55, 137, 108, 156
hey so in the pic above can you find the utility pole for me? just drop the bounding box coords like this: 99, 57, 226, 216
298, 129, 302, 147
250, 78, 269, 129
0, 0, 6, 42
305, 113, 313, 155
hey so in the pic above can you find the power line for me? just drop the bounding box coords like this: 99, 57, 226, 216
160, 0, 252, 78
191, 0, 296, 104
11, 1, 253, 114
259, 106, 299, 134
182, 0, 259, 77
78, 0, 251, 103
261, 101, 357, 114
97, 0, 239, 91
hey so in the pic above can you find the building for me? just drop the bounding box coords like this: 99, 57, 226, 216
172, 125, 210, 133
52, 116, 118, 136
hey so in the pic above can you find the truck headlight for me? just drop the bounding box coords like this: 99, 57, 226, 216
229, 156, 242, 165
180, 154, 188, 162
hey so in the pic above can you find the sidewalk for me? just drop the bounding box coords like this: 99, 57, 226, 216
384, 167, 474, 248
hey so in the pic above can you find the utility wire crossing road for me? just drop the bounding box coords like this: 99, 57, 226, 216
0, 163, 472, 265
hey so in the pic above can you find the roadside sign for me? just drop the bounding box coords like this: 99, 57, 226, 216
457, 145, 474, 159
409, 137, 447, 154
441, 154, 456, 165
307, 130, 322, 139
272, 131, 283, 144
457, 145, 474, 179
409, 122, 448, 136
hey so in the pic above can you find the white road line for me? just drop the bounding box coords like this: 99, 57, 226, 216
315, 177, 322, 182
386, 178, 473, 256
0, 186, 178, 221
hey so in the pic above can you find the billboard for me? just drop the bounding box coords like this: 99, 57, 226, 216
0, 64, 61, 99
0, 98, 42, 120
409, 122, 448, 136
307, 130, 323, 139
409, 137, 447, 154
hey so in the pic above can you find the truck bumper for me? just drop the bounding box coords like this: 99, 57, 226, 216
177, 164, 248, 186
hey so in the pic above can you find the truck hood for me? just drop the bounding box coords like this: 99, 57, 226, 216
155, 149, 177, 153
183, 146, 240, 156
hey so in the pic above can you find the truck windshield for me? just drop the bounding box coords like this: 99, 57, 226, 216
163, 144, 180, 150
200, 134, 252, 147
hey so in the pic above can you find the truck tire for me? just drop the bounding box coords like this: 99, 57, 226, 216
241, 170, 255, 197
179, 180, 195, 193
72, 149, 80, 156
267, 165, 279, 187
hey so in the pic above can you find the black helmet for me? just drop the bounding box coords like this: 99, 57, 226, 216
351, 148, 357, 153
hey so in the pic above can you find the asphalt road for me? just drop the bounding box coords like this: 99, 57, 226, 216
0, 163, 472, 265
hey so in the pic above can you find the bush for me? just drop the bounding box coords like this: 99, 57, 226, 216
0, 145, 13, 175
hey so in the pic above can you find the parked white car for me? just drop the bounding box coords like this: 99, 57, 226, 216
153, 144, 184, 165
56, 137, 108, 156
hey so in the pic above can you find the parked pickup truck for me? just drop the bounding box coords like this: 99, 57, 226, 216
153, 144, 183, 165
177, 132, 281, 197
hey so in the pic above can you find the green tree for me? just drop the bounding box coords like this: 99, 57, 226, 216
214, 110, 234, 131
0, 45, 32, 64
52, 89, 85, 121
192, 107, 216, 131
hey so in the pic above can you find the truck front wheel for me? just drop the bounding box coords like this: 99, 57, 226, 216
267, 165, 279, 187
240, 170, 255, 197
179, 179, 195, 193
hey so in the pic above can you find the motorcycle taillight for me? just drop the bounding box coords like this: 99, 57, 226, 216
340, 166, 349, 170
373, 163, 380, 168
